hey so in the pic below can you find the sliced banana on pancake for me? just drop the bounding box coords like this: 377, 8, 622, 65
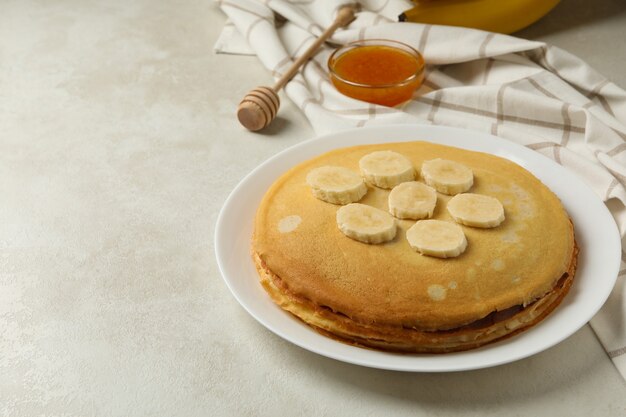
447, 193, 505, 228
388, 181, 437, 220
306, 166, 367, 205
406, 220, 467, 258
421, 158, 473, 195
359, 150, 414, 189
336, 203, 396, 244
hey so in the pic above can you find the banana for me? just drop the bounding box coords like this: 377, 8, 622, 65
421, 158, 473, 195
306, 166, 367, 205
388, 181, 437, 220
406, 219, 467, 258
359, 151, 415, 189
336, 203, 397, 244
399, 0, 561, 35
447, 193, 505, 228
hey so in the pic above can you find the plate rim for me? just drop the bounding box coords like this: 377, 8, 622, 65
215, 124, 621, 372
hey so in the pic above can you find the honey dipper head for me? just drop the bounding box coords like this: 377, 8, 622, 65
237, 87, 280, 131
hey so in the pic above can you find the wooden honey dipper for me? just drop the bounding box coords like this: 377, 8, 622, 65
237, 5, 356, 131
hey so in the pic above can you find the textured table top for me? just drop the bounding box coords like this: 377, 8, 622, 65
1, 0, 625, 415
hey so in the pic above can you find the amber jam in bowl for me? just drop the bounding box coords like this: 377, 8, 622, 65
328, 39, 425, 107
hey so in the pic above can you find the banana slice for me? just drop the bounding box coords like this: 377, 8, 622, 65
388, 181, 437, 220
447, 193, 505, 228
359, 151, 415, 189
406, 220, 467, 258
421, 158, 473, 195
306, 166, 367, 205
336, 203, 396, 244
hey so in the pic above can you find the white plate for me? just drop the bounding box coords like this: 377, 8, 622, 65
214, 124, 620, 372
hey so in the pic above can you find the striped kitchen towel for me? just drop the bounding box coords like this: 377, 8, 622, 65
214, 0, 626, 377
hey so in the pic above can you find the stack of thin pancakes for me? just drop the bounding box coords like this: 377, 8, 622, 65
252, 142, 578, 353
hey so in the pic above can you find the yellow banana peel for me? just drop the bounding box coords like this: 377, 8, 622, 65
399, 0, 561, 34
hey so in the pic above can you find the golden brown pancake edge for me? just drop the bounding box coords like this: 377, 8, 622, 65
252, 141, 578, 351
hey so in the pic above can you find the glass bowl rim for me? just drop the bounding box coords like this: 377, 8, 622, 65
327, 39, 425, 89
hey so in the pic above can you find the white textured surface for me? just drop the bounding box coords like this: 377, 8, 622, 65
1, 0, 625, 416
517, 0, 626, 88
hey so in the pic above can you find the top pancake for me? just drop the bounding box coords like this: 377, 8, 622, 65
253, 141, 575, 330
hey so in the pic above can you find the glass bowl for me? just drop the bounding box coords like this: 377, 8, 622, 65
328, 39, 425, 107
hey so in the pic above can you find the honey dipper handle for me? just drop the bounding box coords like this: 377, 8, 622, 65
272, 6, 356, 92
237, 5, 355, 132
